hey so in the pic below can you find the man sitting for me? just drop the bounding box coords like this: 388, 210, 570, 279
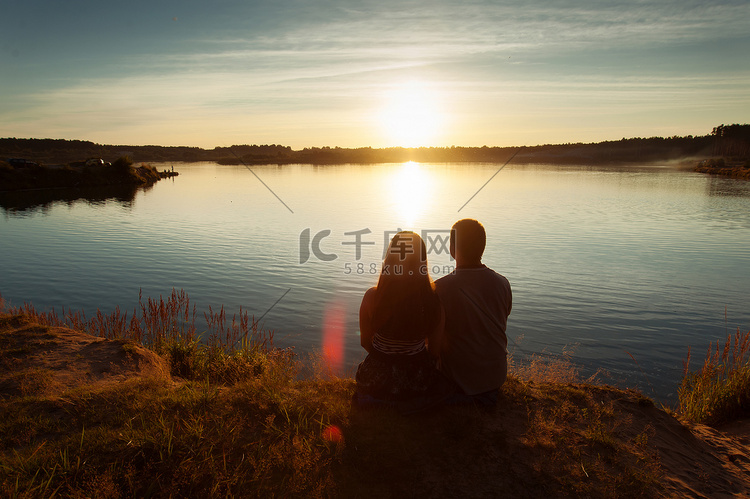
432, 219, 513, 406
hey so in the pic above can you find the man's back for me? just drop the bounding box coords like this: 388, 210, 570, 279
434, 266, 512, 395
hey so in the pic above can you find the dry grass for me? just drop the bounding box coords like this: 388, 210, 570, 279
0, 290, 352, 496
512, 382, 662, 497
509, 343, 606, 385
677, 327, 750, 425
336, 376, 665, 498
0, 375, 354, 497
0, 293, 747, 497
0, 288, 354, 497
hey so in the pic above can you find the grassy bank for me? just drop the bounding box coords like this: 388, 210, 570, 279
0, 157, 177, 192
1, 292, 748, 497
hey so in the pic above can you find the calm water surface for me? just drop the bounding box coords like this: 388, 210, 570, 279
2, 162, 749, 402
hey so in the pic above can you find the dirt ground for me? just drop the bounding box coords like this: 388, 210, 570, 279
0, 314, 169, 397
1, 314, 748, 497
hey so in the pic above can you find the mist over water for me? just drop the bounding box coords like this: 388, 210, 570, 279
2, 162, 749, 403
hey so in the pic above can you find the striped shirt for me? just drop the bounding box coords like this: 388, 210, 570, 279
372, 333, 426, 355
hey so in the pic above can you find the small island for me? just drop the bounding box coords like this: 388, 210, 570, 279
0, 156, 178, 192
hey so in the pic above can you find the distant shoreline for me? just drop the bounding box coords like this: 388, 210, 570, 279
4, 127, 748, 181
0, 134, 721, 166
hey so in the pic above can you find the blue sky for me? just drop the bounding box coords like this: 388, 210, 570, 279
1, 0, 748, 148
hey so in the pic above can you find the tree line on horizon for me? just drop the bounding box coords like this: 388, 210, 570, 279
1, 124, 748, 166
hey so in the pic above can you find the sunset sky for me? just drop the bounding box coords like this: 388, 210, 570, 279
1, 0, 748, 149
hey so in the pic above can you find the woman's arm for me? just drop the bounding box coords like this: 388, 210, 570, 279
359, 287, 377, 353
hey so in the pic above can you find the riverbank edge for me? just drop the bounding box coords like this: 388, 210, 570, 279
694, 158, 750, 180
1, 311, 748, 497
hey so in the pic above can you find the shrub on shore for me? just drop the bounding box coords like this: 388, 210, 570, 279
111, 155, 133, 171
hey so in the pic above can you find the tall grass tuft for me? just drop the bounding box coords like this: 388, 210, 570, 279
1, 289, 277, 384
509, 344, 604, 385
677, 327, 750, 425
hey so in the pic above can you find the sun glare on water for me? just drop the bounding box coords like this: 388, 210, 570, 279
388, 162, 435, 228
378, 81, 444, 148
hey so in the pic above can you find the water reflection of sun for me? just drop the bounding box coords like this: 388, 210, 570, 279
388, 162, 434, 228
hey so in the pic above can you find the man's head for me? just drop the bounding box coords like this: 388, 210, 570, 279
450, 218, 486, 265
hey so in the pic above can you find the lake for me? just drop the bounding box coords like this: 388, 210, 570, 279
2, 161, 749, 403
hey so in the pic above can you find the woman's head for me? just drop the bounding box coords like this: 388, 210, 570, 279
379, 231, 429, 284
372, 231, 438, 338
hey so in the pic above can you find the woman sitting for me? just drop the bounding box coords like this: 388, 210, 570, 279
353, 231, 451, 412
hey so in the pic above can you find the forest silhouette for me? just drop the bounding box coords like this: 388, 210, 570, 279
1, 124, 748, 166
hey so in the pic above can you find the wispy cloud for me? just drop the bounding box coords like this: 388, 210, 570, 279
118, 0, 750, 89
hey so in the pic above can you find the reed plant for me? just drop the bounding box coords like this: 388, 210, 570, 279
677, 327, 750, 425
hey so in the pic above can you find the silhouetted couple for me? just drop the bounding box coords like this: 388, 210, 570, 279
354, 219, 512, 413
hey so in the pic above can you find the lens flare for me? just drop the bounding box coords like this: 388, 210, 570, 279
322, 425, 343, 443
322, 300, 346, 373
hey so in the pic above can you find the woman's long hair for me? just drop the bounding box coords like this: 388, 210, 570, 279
371, 231, 440, 340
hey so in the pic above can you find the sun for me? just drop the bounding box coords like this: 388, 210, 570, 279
378, 81, 444, 147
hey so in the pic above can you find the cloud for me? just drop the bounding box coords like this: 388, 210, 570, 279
117, 0, 750, 90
